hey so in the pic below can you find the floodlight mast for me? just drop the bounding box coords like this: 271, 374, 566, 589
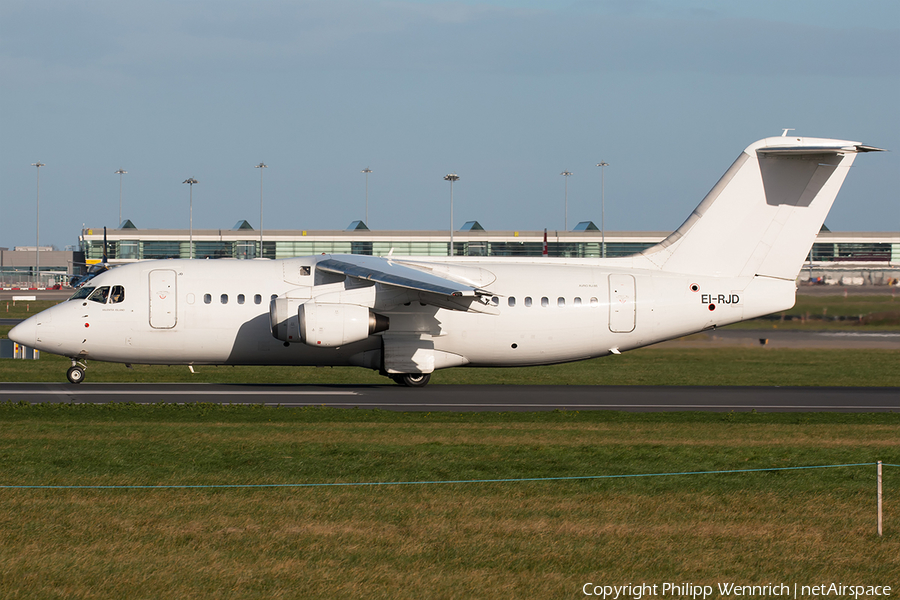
362, 167, 373, 227
255, 163, 267, 258
182, 178, 198, 259
115, 168, 127, 226
32, 162, 45, 286
596, 161, 608, 258
560, 170, 573, 231
444, 173, 459, 256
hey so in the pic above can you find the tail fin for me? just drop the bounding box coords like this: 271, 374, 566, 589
640, 137, 884, 279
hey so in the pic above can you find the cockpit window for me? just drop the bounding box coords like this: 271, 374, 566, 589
110, 285, 125, 304
69, 287, 95, 301
87, 286, 110, 304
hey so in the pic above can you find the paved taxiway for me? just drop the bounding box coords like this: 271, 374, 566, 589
1, 383, 897, 412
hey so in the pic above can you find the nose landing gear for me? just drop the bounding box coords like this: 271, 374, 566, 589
67, 360, 87, 384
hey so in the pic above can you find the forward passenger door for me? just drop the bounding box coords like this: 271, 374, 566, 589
149, 269, 177, 329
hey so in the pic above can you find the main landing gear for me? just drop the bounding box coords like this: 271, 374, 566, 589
391, 373, 431, 387
67, 360, 87, 384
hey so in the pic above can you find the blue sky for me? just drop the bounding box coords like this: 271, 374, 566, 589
2, 0, 897, 249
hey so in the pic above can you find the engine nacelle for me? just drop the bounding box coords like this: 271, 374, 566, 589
298, 302, 389, 347
270, 297, 304, 342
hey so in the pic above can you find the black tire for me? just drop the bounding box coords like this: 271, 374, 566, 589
399, 373, 431, 387
66, 366, 85, 384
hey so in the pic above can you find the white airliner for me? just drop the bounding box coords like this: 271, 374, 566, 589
9, 136, 883, 386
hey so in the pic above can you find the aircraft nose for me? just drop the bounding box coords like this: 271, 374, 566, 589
8, 316, 37, 347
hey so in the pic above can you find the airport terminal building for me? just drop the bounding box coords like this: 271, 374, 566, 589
2, 221, 898, 288
79, 220, 899, 285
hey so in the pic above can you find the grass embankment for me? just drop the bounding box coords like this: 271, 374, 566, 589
1, 299, 56, 319
728, 293, 900, 330
0, 347, 899, 386
0, 405, 898, 598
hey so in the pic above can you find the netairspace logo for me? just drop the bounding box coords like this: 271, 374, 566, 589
582, 582, 893, 599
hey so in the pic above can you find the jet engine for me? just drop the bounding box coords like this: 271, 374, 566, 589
270, 294, 389, 346
298, 302, 389, 347
270, 297, 304, 343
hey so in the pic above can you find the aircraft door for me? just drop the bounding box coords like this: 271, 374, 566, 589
149, 269, 178, 329
608, 274, 635, 333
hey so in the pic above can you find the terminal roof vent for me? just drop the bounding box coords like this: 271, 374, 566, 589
232, 220, 255, 230
118, 219, 137, 229
347, 220, 370, 231
573, 221, 599, 231
459, 221, 484, 231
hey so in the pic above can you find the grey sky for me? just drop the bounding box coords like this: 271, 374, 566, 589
2, 0, 897, 250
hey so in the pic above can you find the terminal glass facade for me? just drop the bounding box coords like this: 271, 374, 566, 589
81, 235, 900, 263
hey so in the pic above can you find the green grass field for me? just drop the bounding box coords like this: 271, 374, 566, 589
1, 406, 898, 599
2, 295, 898, 598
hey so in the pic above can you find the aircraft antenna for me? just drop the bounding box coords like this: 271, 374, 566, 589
781, 128, 795, 137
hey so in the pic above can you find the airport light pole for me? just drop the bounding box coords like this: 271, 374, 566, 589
596, 161, 608, 258
361, 167, 372, 227
444, 173, 459, 256
183, 178, 198, 259
255, 163, 267, 258
561, 170, 573, 231
115, 168, 127, 226
32, 162, 45, 286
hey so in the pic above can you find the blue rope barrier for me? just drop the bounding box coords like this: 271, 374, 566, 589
0, 462, 880, 490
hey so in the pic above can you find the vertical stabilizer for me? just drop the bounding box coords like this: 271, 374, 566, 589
640, 137, 883, 280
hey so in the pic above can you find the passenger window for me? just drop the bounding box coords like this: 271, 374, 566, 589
110, 285, 125, 304
524, 297, 532, 307
238, 294, 245, 305
88, 286, 110, 304
508, 297, 516, 307
491, 296, 499, 306
204, 294, 212, 304
221, 294, 228, 304
590, 297, 598, 306
254, 294, 262, 305
574, 297, 582, 306
541, 297, 549, 308
558, 297, 565, 307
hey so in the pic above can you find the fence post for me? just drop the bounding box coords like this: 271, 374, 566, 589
877, 461, 883, 537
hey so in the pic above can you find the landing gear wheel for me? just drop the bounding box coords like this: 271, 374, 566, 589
398, 373, 431, 388
66, 366, 85, 384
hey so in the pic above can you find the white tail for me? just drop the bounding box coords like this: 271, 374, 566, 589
640, 136, 884, 280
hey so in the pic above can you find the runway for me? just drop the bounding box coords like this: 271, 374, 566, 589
1, 383, 897, 412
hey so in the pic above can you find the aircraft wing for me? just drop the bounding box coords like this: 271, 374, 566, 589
316, 255, 497, 313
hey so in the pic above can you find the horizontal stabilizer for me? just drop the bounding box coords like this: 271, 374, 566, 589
756, 144, 885, 156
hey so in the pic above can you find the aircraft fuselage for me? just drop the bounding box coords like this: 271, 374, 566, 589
14, 255, 794, 371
